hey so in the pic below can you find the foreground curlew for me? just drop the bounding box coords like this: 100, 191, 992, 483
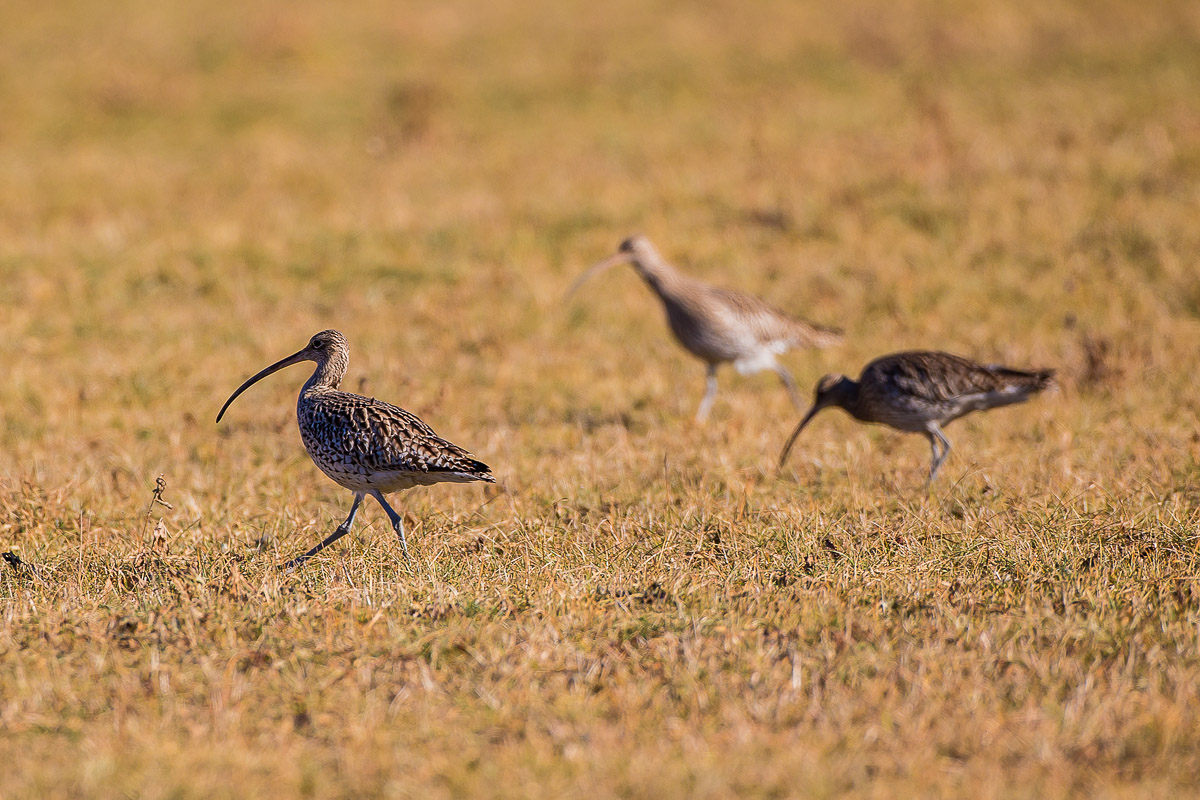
569, 236, 842, 423
216, 330, 494, 569
778, 350, 1054, 483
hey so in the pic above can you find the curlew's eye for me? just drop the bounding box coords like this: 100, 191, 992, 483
311, 339, 324, 349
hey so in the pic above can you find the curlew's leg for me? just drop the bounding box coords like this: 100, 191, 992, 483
772, 363, 804, 410
695, 365, 719, 423
369, 490, 411, 562
925, 434, 941, 485
283, 492, 363, 571
926, 425, 952, 484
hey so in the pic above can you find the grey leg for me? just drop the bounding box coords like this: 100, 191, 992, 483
695, 364, 719, 423
925, 433, 941, 486
772, 363, 803, 410
927, 425, 952, 484
369, 490, 411, 562
283, 492, 363, 571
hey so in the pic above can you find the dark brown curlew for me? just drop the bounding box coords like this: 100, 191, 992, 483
569, 235, 842, 423
216, 330, 494, 569
779, 350, 1054, 483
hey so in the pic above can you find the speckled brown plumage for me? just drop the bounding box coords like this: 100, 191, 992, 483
299, 388, 492, 491
779, 350, 1054, 483
217, 329, 493, 568
570, 236, 842, 422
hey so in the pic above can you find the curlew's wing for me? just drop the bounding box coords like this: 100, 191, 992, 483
709, 286, 842, 349
304, 393, 494, 482
866, 351, 1054, 407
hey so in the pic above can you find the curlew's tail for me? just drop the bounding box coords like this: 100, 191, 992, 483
992, 366, 1056, 395
1033, 368, 1056, 391
791, 321, 844, 349
407, 436, 496, 485
437, 455, 495, 484
961, 364, 1056, 414
464, 458, 497, 483
409, 458, 495, 487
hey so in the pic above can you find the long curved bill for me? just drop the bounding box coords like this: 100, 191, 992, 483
215, 350, 308, 423
565, 253, 631, 300
778, 406, 820, 470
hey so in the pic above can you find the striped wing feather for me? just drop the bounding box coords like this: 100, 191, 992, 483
865, 351, 1053, 404
304, 393, 493, 480
709, 286, 842, 349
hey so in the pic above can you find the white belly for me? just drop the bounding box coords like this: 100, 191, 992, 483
312, 458, 481, 494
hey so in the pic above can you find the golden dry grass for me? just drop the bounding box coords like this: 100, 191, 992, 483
2, 0, 1200, 796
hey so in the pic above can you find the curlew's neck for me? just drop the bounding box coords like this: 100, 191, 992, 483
302, 350, 348, 394
633, 255, 687, 302
829, 378, 866, 420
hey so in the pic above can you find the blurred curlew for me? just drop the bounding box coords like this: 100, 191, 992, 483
216, 330, 494, 569
569, 236, 842, 423
779, 350, 1054, 483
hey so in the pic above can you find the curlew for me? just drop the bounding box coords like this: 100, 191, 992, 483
568, 236, 842, 423
216, 330, 494, 569
778, 350, 1054, 483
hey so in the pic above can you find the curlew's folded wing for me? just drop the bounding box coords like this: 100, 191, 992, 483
303, 393, 494, 481
709, 286, 842, 349
866, 351, 1053, 405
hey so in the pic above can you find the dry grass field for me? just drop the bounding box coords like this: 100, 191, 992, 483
2, 0, 1200, 796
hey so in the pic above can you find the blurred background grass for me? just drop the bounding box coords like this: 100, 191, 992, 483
1, 0, 1200, 796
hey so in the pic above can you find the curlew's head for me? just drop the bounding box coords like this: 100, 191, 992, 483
811, 373, 857, 409
778, 373, 857, 469
567, 235, 668, 298
616, 234, 663, 266
216, 330, 350, 423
